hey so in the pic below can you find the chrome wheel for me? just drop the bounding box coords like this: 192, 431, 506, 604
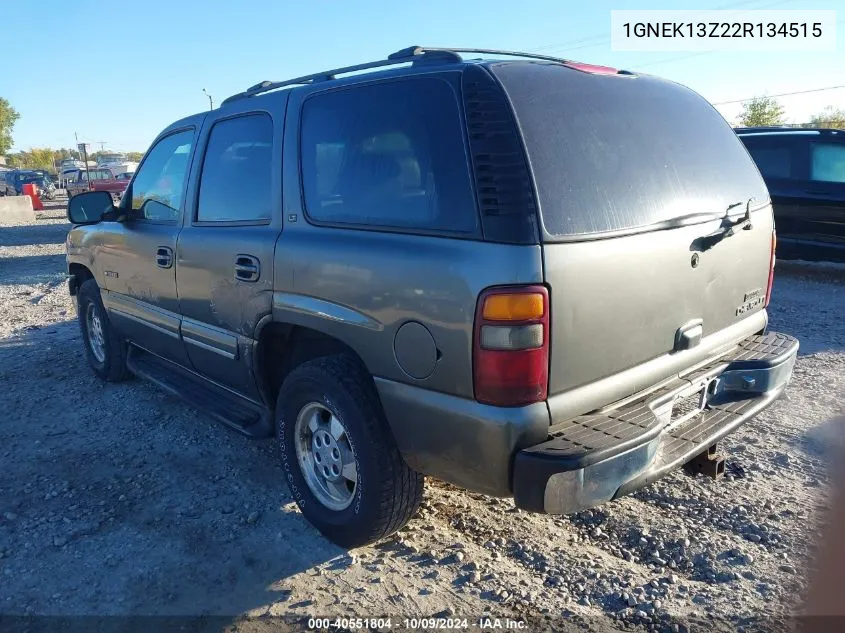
294, 402, 357, 511
85, 302, 106, 363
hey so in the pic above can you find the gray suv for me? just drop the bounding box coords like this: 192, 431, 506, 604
65, 47, 798, 548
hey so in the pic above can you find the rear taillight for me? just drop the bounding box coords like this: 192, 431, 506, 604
765, 230, 777, 307
562, 61, 620, 75
473, 285, 549, 407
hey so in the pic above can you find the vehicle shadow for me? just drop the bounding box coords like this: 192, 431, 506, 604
0, 221, 70, 247
0, 254, 68, 285
0, 321, 347, 624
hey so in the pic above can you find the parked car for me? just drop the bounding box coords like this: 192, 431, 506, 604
65, 46, 798, 548
0, 170, 16, 196
737, 127, 845, 262
60, 167, 81, 188
65, 168, 125, 199
90, 172, 130, 201
0, 169, 56, 198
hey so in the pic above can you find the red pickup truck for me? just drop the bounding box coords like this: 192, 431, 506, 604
66, 168, 132, 200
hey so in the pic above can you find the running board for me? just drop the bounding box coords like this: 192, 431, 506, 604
126, 346, 273, 439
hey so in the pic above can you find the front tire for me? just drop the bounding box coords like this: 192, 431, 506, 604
77, 279, 129, 382
276, 354, 423, 548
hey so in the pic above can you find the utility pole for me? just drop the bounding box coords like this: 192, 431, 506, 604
77, 142, 91, 190
202, 88, 213, 111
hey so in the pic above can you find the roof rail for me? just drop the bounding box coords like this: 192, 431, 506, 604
735, 126, 843, 135
221, 46, 463, 106
221, 45, 605, 106
388, 45, 575, 65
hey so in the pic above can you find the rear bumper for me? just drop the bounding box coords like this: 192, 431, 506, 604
512, 331, 799, 514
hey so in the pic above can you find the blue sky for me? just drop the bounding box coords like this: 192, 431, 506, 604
4, 0, 843, 153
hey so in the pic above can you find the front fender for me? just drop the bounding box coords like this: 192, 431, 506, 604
66, 226, 105, 291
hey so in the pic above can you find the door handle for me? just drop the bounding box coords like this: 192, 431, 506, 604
234, 255, 260, 282
156, 246, 173, 269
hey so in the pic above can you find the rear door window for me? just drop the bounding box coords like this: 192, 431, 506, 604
744, 141, 793, 179
741, 135, 806, 181
491, 63, 770, 238
300, 77, 478, 235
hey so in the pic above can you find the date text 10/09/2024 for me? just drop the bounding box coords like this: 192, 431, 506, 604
307, 618, 528, 630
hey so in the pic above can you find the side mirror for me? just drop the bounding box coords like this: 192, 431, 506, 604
67, 190, 115, 225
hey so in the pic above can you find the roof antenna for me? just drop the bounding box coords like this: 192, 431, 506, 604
202, 88, 214, 111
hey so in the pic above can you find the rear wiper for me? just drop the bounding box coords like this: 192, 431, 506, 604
691, 198, 755, 252
642, 211, 726, 232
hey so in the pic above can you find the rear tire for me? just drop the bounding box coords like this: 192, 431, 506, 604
276, 354, 423, 548
77, 279, 130, 382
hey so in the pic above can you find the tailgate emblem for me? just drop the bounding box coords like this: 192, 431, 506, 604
736, 288, 764, 316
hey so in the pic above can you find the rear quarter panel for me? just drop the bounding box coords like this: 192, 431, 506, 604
275, 86, 543, 399
273, 228, 543, 399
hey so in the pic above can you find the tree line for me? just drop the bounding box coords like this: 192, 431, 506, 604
5, 147, 145, 172
737, 98, 845, 129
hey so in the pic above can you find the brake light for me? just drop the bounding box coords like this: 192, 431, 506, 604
562, 61, 620, 75
765, 230, 776, 307
473, 286, 549, 407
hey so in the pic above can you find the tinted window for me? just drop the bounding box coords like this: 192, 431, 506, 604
739, 134, 808, 181
197, 114, 273, 222
744, 143, 793, 179
300, 78, 477, 234
130, 129, 194, 221
811, 142, 845, 183
492, 63, 770, 237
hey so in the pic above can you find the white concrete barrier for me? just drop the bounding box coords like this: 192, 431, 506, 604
0, 195, 37, 226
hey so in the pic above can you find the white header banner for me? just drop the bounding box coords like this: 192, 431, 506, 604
611, 10, 837, 52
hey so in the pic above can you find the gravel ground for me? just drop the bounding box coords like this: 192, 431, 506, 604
1, 204, 843, 632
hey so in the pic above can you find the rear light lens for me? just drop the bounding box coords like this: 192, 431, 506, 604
765, 230, 776, 307
562, 61, 620, 75
473, 286, 549, 407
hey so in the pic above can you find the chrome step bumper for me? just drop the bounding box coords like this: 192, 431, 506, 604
513, 331, 799, 514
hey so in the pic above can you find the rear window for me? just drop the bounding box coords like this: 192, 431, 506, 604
491, 62, 769, 238
300, 77, 478, 235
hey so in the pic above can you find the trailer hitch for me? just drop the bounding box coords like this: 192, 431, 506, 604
683, 443, 725, 480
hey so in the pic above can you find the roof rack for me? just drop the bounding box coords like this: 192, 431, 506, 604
221, 45, 580, 106
734, 126, 843, 135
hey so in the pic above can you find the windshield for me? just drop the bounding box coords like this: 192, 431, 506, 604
491, 62, 769, 239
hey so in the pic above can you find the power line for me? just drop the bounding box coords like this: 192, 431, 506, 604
636, 51, 713, 69
712, 85, 845, 105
